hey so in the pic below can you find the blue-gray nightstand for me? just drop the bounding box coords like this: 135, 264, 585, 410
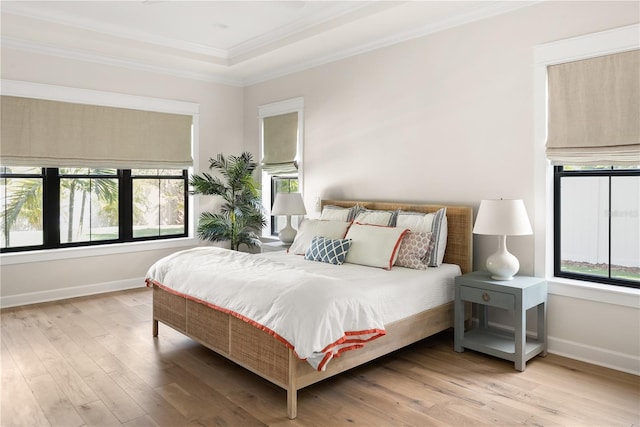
454, 271, 547, 371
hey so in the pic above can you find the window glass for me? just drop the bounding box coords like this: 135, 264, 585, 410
1, 171, 44, 248
59, 176, 119, 243
611, 175, 640, 282
271, 176, 299, 235
1, 166, 42, 174
132, 169, 185, 238
555, 166, 640, 287
559, 176, 609, 279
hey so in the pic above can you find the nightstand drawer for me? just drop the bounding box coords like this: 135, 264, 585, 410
459, 285, 515, 310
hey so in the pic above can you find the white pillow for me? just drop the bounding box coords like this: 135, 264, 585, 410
396, 208, 447, 267
344, 223, 409, 270
395, 212, 433, 232
288, 219, 351, 255
353, 209, 396, 226
319, 205, 359, 222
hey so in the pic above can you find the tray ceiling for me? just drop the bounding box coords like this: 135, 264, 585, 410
1, 1, 538, 86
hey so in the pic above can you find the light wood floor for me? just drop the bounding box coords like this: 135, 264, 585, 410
1, 288, 638, 427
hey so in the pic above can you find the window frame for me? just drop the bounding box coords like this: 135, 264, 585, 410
553, 165, 639, 289
1, 167, 189, 253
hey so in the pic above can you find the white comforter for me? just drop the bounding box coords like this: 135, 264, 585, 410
145, 247, 386, 371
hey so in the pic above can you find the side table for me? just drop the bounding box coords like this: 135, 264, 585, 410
454, 271, 547, 371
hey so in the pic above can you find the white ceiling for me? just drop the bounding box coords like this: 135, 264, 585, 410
1, 1, 538, 86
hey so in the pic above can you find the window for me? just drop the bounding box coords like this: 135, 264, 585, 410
258, 97, 304, 237
1, 167, 187, 252
270, 176, 299, 235
554, 165, 639, 288
131, 169, 186, 238
59, 168, 119, 244
1, 167, 44, 249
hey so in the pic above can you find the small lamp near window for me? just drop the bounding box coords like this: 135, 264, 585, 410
473, 199, 533, 280
271, 193, 307, 245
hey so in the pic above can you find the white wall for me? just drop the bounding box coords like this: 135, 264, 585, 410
243, 1, 640, 374
0, 48, 245, 305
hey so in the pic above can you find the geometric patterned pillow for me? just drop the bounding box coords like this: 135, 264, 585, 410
397, 209, 447, 267
304, 236, 353, 265
395, 231, 434, 270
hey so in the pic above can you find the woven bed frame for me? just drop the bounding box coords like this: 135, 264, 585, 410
152, 200, 473, 419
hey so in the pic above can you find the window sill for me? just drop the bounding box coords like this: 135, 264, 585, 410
0, 237, 198, 266
548, 276, 640, 309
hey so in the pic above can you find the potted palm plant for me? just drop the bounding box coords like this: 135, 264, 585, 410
190, 152, 266, 251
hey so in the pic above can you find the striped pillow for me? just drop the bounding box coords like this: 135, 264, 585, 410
395, 208, 447, 267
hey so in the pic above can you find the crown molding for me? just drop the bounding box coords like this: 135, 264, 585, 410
1, 37, 245, 87
0, 7, 228, 59
227, 2, 389, 60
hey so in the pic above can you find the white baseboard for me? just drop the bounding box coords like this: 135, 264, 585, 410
0, 277, 146, 309
485, 320, 639, 375
547, 336, 640, 376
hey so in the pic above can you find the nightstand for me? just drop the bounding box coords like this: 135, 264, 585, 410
454, 271, 547, 371
261, 241, 290, 253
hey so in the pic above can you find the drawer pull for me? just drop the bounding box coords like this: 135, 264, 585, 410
482, 292, 491, 302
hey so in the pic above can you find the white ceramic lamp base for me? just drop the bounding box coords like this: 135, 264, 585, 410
278, 216, 297, 244
486, 235, 520, 280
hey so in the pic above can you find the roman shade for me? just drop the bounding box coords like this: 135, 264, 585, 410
0, 96, 193, 169
262, 112, 298, 174
545, 49, 640, 165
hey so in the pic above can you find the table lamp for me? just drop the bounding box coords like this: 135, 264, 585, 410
473, 199, 533, 280
271, 192, 307, 244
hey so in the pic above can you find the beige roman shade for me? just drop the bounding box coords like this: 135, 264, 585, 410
262, 112, 298, 174
546, 49, 640, 165
0, 96, 193, 169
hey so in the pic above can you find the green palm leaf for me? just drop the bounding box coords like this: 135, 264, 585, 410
190, 151, 266, 250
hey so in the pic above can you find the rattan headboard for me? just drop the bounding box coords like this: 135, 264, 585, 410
321, 200, 473, 274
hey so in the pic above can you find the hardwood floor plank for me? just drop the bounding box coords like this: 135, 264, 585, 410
109, 367, 187, 427
1, 310, 50, 379
2, 288, 638, 427
75, 400, 123, 427
122, 414, 160, 427
0, 340, 51, 427
39, 303, 129, 375
95, 333, 176, 389
27, 374, 85, 427
83, 370, 146, 423
6, 306, 99, 408
166, 363, 268, 427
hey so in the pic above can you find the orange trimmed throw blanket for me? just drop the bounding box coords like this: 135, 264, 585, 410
146, 247, 386, 371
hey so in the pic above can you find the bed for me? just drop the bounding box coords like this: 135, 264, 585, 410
147, 200, 473, 419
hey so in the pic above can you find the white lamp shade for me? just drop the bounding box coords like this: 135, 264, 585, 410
473, 199, 533, 236
271, 193, 307, 216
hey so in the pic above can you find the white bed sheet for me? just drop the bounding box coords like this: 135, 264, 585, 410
258, 251, 460, 325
